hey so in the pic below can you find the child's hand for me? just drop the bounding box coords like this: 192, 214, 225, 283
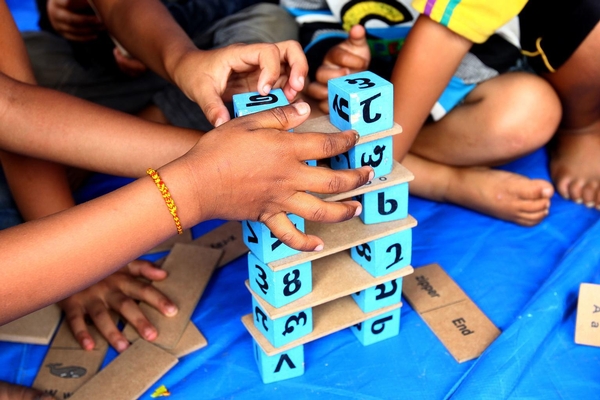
58, 260, 177, 352
47, 0, 105, 42
175, 101, 373, 252
306, 25, 370, 113
170, 41, 308, 127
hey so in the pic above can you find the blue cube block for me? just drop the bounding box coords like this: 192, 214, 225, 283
328, 71, 393, 136
352, 278, 403, 313
330, 136, 393, 178
357, 182, 409, 224
248, 252, 312, 308
252, 297, 313, 347
306, 159, 317, 167
253, 341, 305, 383
243, 214, 304, 264
233, 88, 289, 117
351, 308, 401, 346
350, 229, 412, 277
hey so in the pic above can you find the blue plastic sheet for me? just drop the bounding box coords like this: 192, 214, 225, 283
3, 2, 600, 398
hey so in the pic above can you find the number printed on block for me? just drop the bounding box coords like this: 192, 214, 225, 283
328, 71, 393, 136
233, 88, 289, 117
252, 297, 313, 348
352, 278, 403, 313
330, 136, 393, 178
351, 308, 401, 346
248, 252, 312, 308
356, 182, 409, 224
253, 341, 305, 384
351, 229, 412, 277
243, 215, 304, 264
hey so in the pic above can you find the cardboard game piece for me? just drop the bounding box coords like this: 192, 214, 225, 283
243, 295, 402, 356
247, 250, 413, 319
69, 340, 178, 400
0, 305, 61, 345
575, 283, 600, 347
32, 317, 114, 398
123, 322, 207, 359
122, 243, 222, 350
268, 215, 417, 271
327, 71, 394, 136
294, 115, 402, 145
402, 263, 500, 363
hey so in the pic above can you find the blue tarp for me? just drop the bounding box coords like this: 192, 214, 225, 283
2, 2, 600, 398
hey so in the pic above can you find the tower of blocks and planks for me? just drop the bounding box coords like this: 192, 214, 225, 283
232, 72, 417, 384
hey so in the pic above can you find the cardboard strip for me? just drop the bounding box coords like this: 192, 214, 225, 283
575, 283, 600, 347
0, 305, 61, 345
317, 161, 413, 202
69, 340, 178, 400
123, 322, 207, 359
242, 295, 402, 356
248, 250, 412, 319
32, 317, 113, 398
295, 115, 403, 145
268, 215, 417, 271
402, 263, 500, 363
122, 243, 222, 350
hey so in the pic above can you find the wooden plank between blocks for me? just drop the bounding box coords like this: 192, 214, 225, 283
317, 161, 413, 202
295, 115, 402, 145
69, 340, 178, 400
242, 295, 402, 356
247, 249, 412, 319
0, 305, 61, 345
268, 215, 417, 271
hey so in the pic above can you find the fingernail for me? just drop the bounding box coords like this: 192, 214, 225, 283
82, 338, 94, 350
215, 117, 225, 127
368, 170, 375, 181
165, 304, 178, 317
292, 101, 310, 116
575, 198, 583, 204
262, 84, 272, 94
298, 76, 305, 87
542, 187, 553, 197
144, 327, 157, 340
352, 130, 360, 142
116, 340, 129, 352
314, 244, 324, 251
586, 202, 595, 208
354, 204, 363, 217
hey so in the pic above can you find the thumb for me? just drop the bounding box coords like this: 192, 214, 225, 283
347, 24, 367, 49
234, 101, 311, 131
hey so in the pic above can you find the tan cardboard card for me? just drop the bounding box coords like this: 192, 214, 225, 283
243, 295, 402, 356
575, 283, 600, 347
123, 322, 207, 358
248, 249, 412, 319
420, 300, 500, 363
33, 348, 107, 399
403, 263, 500, 363
295, 115, 403, 145
125, 243, 221, 350
0, 305, 61, 345
402, 263, 468, 313
268, 215, 417, 271
318, 161, 414, 202
69, 340, 178, 400
51, 317, 112, 352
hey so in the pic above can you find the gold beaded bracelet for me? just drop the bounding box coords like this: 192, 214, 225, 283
146, 168, 183, 235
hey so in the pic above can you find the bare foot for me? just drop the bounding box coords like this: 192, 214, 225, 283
0, 381, 54, 400
550, 130, 600, 209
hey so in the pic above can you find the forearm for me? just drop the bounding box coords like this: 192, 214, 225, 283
0, 152, 74, 220
0, 160, 202, 324
0, 74, 201, 177
92, 0, 197, 82
391, 15, 471, 161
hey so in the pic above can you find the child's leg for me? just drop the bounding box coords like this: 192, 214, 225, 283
404, 72, 561, 225
542, 22, 600, 208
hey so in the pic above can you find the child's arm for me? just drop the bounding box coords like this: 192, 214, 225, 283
90, 0, 307, 126
391, 15, 471, 161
